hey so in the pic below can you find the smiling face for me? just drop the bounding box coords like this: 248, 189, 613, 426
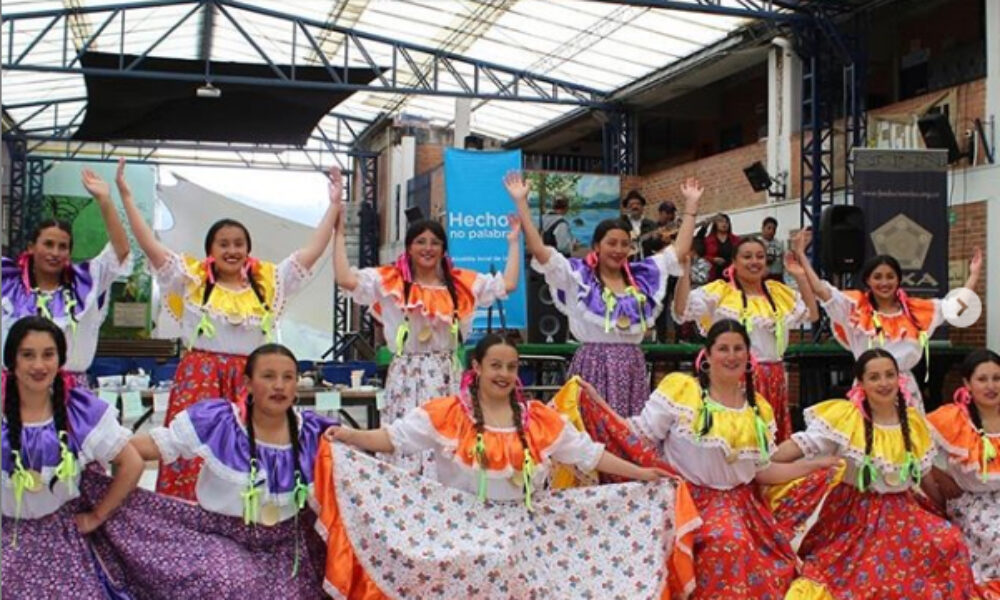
733, 240, 767, 283
865, 263, 900, 304
208, 225, 250, 279
28, 226, 72, 279
13, 330, 61, 395
408, 229, 445, 273
594, 227, 632, 272
473, 342, 519, 402
706, 331, 749, 382
246, 353, 298, 417
860, 356, 900, 408
966, 360, 1000, 412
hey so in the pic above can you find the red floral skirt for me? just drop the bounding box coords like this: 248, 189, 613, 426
795, 484, 979, 599
155, 349, 247, 500
754, 360, 791, 443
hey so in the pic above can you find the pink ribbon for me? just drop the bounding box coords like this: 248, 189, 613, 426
203, 256, 216, 284
394, 252, 412, 283
953, 385, 972, 406
242, 256, 260, 281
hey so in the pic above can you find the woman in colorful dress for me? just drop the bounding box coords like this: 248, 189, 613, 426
673, 235, 819, 442
578, 319, 835, 600
331, 203, 520, 477
314, 333, 699, 600
2, 167, 132, 388
792, 229, 982, 406
505, 172, 699, 419
773, 348, 979, 600
925, 349, 1000, 600
1, 317, 143, 599
104, 343, 334, 598
117, 158, 339, 499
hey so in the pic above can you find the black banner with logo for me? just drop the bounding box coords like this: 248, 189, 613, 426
852, 149, 949, 296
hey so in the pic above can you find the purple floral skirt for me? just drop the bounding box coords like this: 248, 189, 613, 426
568, 342, 649, 417
81, 473, 327, 599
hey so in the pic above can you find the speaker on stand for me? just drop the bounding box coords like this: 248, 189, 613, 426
527, 272, 568, 344
819, 205, 866, 275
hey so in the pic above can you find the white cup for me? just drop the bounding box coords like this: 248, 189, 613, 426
350, 370, 365, 388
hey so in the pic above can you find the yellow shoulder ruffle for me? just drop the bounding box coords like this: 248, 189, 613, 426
653, 372, 776, 461
696, 279, 801, 335
804, 399, 934, 478
165, 255, 277, 323
927, 403, 1000, 481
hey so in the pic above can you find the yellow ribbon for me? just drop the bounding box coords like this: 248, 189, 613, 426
53, 431, 79, 495
900, 450, 921, 486
260, 311, 275, 343
393, 322, 410, 357
871, 312, 886, 347
754, 411, 771, 465
918, 331, 930, 383
624, 286, 647, 332
8, 450, 32, 547
774, 314, 786, 358
62, 290, 79, 335
241, 459, 261, 526
601, 288, 617, 333
694, 395, 727, 439
522, 452, 536, 512
982, 433, 998, 483
188, 312, 217, 347
290, 472, 310, 578
35, 293, 53, 321
856, 454, 878, 492
740, 309, 754, 334
450, 318, 462, 367
471, 433, 488, 503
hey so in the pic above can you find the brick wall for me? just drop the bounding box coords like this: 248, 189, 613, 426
947, 200, 987, 347
623, 141, 768, 217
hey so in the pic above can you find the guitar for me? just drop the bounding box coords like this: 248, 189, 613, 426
629, 224, 680, 258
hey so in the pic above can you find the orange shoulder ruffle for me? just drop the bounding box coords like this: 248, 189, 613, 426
833, 290, 937, 344
371, 265, 479, 324
927, 403, 1000, 480
420, 396, 566, 473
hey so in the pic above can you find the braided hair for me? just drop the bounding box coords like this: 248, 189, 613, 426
854, 348, 914, 489
588, 218, 647, 300
401, 220, 462, 346
959, 349, 1000, 435
728, 237, 778, 315
200, 220, 270, 327
860, 255, 924, 339
694, 319, 764, 453
25, 220, 83, 326
468, 334, 533, 468
3, 317, 75, 486
243, 343, 303, 510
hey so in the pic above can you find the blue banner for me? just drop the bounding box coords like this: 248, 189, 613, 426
443, 148, 526, 330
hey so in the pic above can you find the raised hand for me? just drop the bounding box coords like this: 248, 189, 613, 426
791, 227, 812, 256
328, 165, 344, 205
969, 247, 983, 276
679, 177, 704, 213
784, 251, 806, 277
114, 156, 131, 197
503, 170, 530, 204
81, 168, 111, 201
507, 214, 522, 243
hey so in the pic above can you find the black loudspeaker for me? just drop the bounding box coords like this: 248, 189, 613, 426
820, 205, 866, 274
918, 112, 964, 164
527, 272, 568, 343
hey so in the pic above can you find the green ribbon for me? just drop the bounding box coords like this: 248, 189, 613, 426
471, 433, 488, 503
450, 318, 462, 366
393, 322, 410, 357
260, 311, 275, 343
9, 451, 32, 547
189, 312, 217, 347
753, 410, 771, 465
856, 454, 878, 492
982, 433, 997, 483
53, 431, 79, 495
289, 472, 310, 578
35, 293, 53, 321
624, 286, 647, 332
900, 451, 921, 486
601, 288, 617, 333
241, 460, 261, 526
62, 289, 79, 335
694, 395, 726, 439
918, 331, 930, 383
740, 309, 754, 334
774, 316, 786, 358
521, 452, 536, 513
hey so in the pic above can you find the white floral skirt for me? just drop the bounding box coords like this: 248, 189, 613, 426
947, 488, 1000, 586
380, 352, 458, 479
313, 442, 696, 600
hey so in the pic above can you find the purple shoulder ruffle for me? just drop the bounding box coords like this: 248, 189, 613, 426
1, 387, 113, 473
557, 256, 663, 325
1, 255, 99, 320
184, 400, 337, 494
